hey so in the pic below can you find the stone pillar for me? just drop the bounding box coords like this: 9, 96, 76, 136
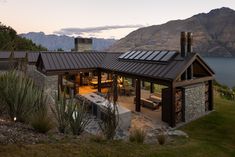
170, 85, 176, 127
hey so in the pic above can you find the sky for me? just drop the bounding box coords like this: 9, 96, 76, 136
0, 0, 235, 39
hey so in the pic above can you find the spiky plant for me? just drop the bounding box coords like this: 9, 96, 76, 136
0, 70, 44, 122
30, 93, 53, 134
98, 83, 119, 140
67, 100, 91, 135
51, 90, 69, 133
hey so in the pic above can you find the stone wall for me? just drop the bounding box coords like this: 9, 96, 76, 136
184, 83, 206, 122
26, 65, 58, 103
76, 44, 92, 52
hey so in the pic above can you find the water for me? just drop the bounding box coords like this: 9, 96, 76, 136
204, 57, 235, 88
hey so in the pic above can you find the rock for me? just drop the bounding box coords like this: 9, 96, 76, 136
167, 130, 189, 138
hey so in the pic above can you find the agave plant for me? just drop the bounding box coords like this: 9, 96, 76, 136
98, 89, 119, 140
51, 91, 69, 133
0, 70, 44, 122
30, 92, 53, 133
67, 100, 91, 135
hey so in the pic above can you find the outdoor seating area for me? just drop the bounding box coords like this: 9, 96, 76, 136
77, 92, 132, 130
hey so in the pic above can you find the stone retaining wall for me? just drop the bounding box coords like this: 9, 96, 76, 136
26, 65, 58, 103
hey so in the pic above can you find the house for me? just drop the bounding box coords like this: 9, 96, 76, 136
0, 32, 215, 127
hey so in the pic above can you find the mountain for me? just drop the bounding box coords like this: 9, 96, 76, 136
0, 22, 46, 51
20, 32, 117, 51
108, 7, 235, 57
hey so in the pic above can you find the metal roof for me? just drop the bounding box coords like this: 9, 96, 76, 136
13, 51, 27, 59
28, 52, 40, 63
101, 52, 194, 81
37, 52, 106, 72
36, 51, 214, 83
0, 52, 11, 59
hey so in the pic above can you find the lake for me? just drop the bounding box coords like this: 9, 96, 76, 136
204, 57, 235, 88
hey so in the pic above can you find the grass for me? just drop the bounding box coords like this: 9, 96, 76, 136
129, 128, 146, 143
0, 95, 235, 157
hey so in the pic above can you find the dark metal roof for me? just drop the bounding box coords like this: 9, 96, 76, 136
28, 52, 39, 63
35, 50, 214, 83
0, 52, 11, 59
101, 52, 194, 81
37, 52, 107, 72
13, 51, 27, 59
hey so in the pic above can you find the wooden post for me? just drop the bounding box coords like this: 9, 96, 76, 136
135, 78, 141, 112
58, 75, 62, 100
142, 81, 145, 88
208, 80, 214, 110
150, 82, 154, 93
187, 65, 193, 80
80, 72, 83, 86
113, 74, 118, 102
131, 78, 135, 87
181, 71, 187, 80
97, 70, 101, 93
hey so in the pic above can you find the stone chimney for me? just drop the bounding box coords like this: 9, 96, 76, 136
74, 37, 93, 52
180, 32, 187, 57
181, 32, 194, 80
187, 32, 193, 53
181, 32, 193, 57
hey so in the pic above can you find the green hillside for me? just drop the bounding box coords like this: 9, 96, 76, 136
0, 22, 47, 51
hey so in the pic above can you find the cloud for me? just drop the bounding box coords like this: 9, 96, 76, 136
53, 24, 144, 36
0, 0, 7, 3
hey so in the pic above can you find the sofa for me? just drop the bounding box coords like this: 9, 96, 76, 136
134, 97, 159, 110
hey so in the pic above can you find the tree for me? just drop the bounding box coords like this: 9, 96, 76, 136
0, 22, 47, 51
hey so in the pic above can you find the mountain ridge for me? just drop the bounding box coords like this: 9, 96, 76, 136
20, 32, 117, 51
108, 7, 235, 57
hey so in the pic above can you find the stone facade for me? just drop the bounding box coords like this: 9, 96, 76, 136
74, 38, 92, 52
76, 44, 92, 52
184, 83, 206, 122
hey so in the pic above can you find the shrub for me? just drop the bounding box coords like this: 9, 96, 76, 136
31, 94, 53, 133
0, 71, 44, 122
51, 91, 69, 133
157, 131, 166, 145
67, 100, 91, 135
129, 128, 146, 144
31, 109, 53, 133
98, 89, 119, 140
90, 133, 106, 143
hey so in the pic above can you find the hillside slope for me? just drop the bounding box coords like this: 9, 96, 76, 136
108, 7, 235, 57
